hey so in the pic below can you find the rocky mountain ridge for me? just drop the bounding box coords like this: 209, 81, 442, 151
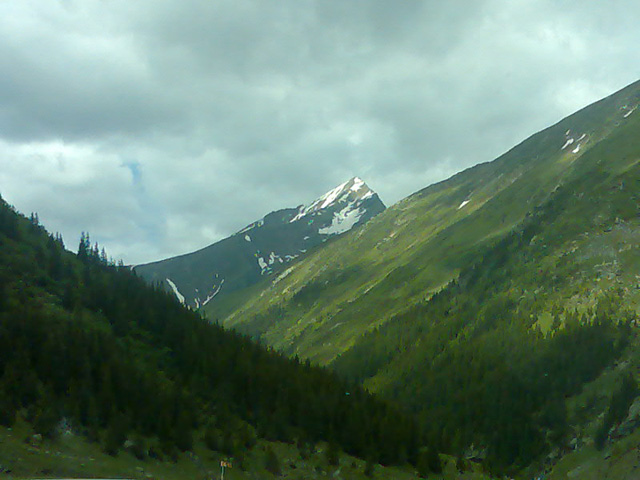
134, 176, 385, 309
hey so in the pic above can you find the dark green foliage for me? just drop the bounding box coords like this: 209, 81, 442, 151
416, 448, 438, 477
297, 437, 312, 460
32, 402, 60, 439
127, 434, 148, 460
594, 373, 638, 450
103, 413, 128, 456
594, 422, 608, 451
418, 448, 442, 476
264, 446, 281, 476
204, 425, 223, 452
338, 286, 630, 470
174, 410, 194, 452
0, 393, 16, 427
325, 440, 340, 466
607, 374, 638, 426
0, 197, 422, 466
364, 456, 375, 477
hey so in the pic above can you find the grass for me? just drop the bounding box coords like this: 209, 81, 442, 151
544, 428, 640, 480
2, 417, 482, 480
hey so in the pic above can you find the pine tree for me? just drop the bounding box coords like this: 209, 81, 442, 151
77, 232, 90, 260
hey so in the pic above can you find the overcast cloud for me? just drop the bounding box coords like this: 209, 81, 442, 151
1, 0, 639, 264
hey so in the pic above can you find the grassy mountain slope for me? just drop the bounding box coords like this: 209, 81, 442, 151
332, 114, 640, 467
347, 90, 640, 392
213, 79, 640, 367
208, 79, 640, 474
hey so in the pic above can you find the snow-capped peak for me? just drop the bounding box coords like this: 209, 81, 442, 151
350, 177, 365, 192
290, 177, 376, 223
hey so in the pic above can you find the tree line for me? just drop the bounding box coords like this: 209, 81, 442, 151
0, 195, 427, 468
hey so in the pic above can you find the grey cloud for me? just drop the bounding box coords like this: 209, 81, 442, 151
0, 7, 182, 141
1, 0, 639, 264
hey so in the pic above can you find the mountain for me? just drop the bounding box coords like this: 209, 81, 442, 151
212, 79, 640, 365
208, 79, 640, 472
134, 176, 385, 309
0, 195, 429, 477
4, 79, 640, 478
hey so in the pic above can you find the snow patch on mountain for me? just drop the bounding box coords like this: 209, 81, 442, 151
257, 257, 269, 274
350, 177, 365, 192
138, 176, 384, 308
361, 190, 374, 200
239, 219, 264, 234
320, 180, 350, 209
319, 204, 364, 235
166, 278, 185, 305
268, 252, 283, 265
291, 181, 349, 222
202, 279, 225, 306
572, 144, 581, 154
290, 177, 373, 224
458, 199, 470, 209
624, 106, 636, 118
561, 138, 574, 150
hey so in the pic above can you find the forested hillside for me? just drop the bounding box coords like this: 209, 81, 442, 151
0, 197, 424, 471
331, 103, 640, 471
211, 79, 640, 475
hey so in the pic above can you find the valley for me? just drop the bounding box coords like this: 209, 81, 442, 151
4, 2, 640, 479
3, 80, 640, 479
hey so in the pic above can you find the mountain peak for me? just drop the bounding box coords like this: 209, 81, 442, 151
135, 175, 385, 309
290, 176, 380, 223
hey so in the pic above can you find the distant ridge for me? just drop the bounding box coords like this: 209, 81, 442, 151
134, 177, 385, 308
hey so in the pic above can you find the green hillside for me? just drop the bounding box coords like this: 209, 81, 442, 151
209, 79, 640, 474
0, 197, 431, 477
213, 79, 640, 366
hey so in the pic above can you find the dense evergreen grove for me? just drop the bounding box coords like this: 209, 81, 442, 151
0, 196, 422, 466
335, 280, 633, 471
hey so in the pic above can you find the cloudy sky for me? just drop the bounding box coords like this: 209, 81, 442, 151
1, 0, 639, 264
